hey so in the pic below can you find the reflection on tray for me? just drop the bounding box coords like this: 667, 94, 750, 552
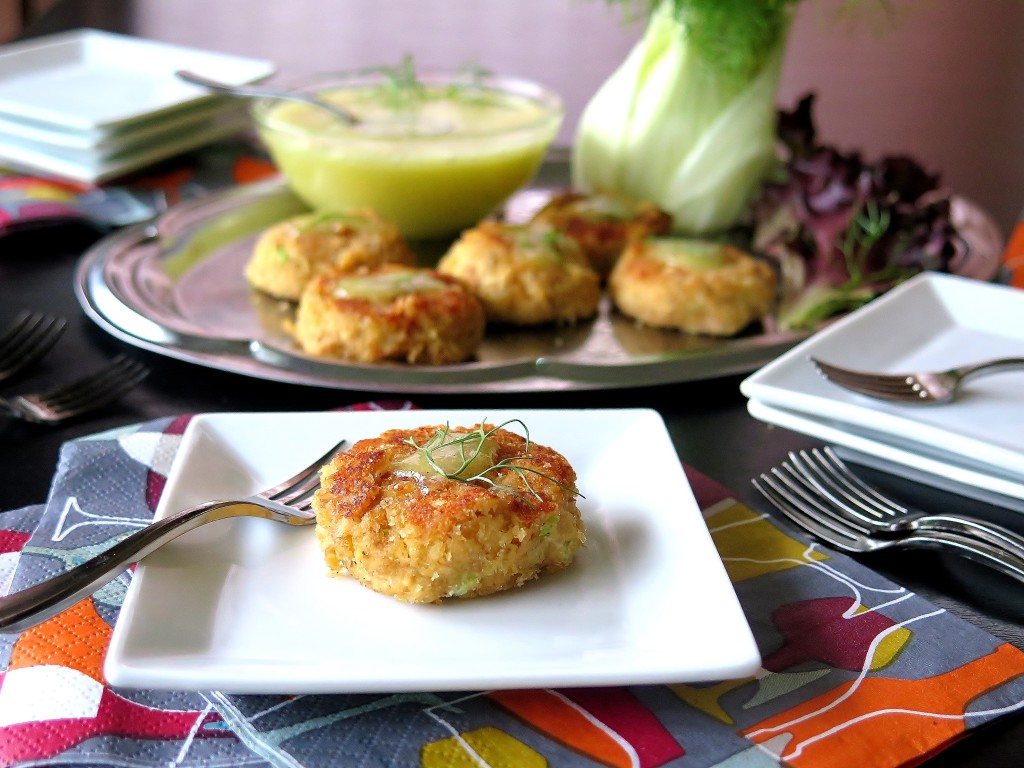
75, 160, 1002, 394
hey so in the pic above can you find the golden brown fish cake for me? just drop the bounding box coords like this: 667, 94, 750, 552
530, 190, 672, 277
609, 237, 776, 336
312, 421, 585, 603
436, 221, 600, 326
290, 264, 485, 364
244, 209, 415, 301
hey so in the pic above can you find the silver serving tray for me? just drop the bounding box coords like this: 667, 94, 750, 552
74, 162, 1001, 393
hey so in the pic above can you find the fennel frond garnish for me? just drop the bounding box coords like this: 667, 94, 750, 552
368, 56, 496, 111
402, 419, 582, 507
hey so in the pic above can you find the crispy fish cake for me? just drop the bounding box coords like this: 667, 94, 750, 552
291, 264, 485, 364
530, 190, 672, 277
313, 422, 585, 603
244, 209, 415, 300
436, 221, 600, 325
610, 237, 776, 336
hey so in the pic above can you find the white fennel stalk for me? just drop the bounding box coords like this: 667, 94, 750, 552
572, 0, 793, 235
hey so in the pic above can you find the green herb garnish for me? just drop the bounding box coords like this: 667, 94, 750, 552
447, 573, 481, 597
402, 419, 582, 507
366, 56, 500, 111
838, 198, 891, 284
515, 227, 571, 263
296, 211, 364, 232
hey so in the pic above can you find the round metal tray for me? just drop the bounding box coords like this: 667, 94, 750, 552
74, 162, 1003, 394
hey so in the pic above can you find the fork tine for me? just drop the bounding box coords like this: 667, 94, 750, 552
812, 358, 913, 389
765, 467, 868, 540
816, 448, 909, 518
813, 360, 907, 391
789, 450, 890, 525
0, 312, 66, 382
812, 358, 934, 401
752, 474, 862, 550
261, 439, 348, 506
811, 357, 895, 382
38, 356, 148, 413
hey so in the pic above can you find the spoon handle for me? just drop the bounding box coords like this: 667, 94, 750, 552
176, 69, 274, 99
175, 70, 358, 125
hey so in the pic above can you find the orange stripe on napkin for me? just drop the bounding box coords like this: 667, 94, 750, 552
232, 155, 277, 185
1001, 221, 1024, 288
744, 642, 1024, 767
8, 599, 111, 683
488, 689, 635, 768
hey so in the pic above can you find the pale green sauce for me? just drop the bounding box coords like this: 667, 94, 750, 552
257, 83, 561, 239
331, 270, 448, 301
393, 432, 498, 478
647, 238, 727, 270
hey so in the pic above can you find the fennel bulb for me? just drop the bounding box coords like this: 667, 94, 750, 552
572, 0, 794, 235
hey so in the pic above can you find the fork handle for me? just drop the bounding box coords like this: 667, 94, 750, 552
0, 500, 265, 634
959, 357, 1024, 381
911, 515, 1024, 564
906, 529, 1024, 584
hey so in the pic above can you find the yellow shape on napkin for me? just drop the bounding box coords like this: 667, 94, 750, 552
705, 500, 829, 583
421, 726, 545, 768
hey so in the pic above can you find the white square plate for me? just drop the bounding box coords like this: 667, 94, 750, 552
0, 29, 273, 132
741, 272, 1024, 484
0, 106, 250, 183
746, 399, 1024, 506
0, 99, 242, 151
104, 409, 759, 693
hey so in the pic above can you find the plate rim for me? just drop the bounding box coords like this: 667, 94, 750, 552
0, 109, 252, 183
746, 397, 1024, 502
103, 407, 761, 693
741, 271, 1024, 480
75, 165, 1003, 393
0, 28, 275, 131
74, 175, 811, 394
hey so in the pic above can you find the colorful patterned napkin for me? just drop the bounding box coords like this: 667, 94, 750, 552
2, 405, 1024, 768
0, 139, 277, 236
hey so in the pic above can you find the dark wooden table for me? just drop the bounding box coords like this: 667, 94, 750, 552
3, 3, 1023, 765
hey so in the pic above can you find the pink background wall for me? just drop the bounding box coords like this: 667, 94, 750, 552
132, 0, 1024, 236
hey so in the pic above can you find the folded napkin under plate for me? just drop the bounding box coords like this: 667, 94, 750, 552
742, 271, 1024, 509
2, 404, 1024, 767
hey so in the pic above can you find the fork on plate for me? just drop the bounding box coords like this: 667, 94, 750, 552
812, 356, 1024, 404
0, 438, 348, 633
0, 311, 67, 383
0, 354, 149, 424
753, 448, 1024, 584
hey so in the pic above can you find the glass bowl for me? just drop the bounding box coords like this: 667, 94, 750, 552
252, 69, 564, 240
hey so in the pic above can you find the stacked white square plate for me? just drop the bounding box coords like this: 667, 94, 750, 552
740, 272, 1024, 509
0, 28, 275, 183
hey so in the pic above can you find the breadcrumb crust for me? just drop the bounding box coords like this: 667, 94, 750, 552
312, 423, 586, 603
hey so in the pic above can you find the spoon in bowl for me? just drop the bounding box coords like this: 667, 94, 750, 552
175, 70, 360, 125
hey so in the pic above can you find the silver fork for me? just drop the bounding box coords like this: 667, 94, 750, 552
753, 458, 1024, 584
0, 311, 67, 383
785, 447, 1024, 560
0, 438, 347, 633
0, 355, 149, 424
812, 356, 1024, 404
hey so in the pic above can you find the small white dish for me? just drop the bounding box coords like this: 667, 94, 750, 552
104, 408, 759, 693
0, 99, 242, 152
0, 29, 273, 132
0, 107, 250, 182
747, 398, 1024, 505
741, 272, 1024, 483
